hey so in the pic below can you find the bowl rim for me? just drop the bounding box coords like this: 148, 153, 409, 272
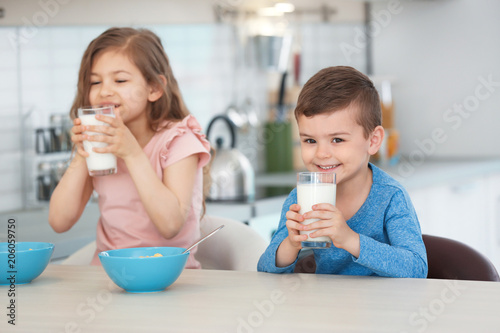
0, 242, 54, 253
98, 246, 189, 259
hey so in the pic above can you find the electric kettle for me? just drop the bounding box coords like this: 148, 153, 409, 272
206, 115, 255, 202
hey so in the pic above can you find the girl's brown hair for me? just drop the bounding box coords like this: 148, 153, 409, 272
294, 66, 381, 138
70, 27, 189, 130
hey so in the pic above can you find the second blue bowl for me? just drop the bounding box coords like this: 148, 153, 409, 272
98, 247, 189, 293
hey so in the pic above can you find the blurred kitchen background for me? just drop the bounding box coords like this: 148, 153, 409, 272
1, 0, 500, 265
1, 0, 370, 211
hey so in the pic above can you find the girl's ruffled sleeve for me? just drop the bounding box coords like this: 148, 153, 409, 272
159, 115, 211, 169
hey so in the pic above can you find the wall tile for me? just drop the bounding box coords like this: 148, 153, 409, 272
0, 161, 21, 213
49, 27, 83, 48
0, 28, 19, 53
18, 28, 51, 50
0, 50, 17, 71
50, 48, 82, 68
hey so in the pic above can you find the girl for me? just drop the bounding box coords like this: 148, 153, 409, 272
49, 27, 211, 268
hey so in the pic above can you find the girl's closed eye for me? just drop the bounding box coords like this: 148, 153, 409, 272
90, 81, 101, 85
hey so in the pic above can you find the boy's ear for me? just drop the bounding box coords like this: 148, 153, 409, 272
148, 75, 167, 102
368, 126, 385, 155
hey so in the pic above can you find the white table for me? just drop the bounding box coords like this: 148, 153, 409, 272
2, 265, 500, 332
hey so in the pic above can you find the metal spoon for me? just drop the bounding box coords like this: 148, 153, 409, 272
182, 225, 224, 254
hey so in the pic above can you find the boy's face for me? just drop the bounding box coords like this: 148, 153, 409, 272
297, 106, 380, 186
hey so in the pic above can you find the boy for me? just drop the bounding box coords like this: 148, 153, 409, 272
257, 66, 428, 278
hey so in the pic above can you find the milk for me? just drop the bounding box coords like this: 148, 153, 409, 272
297, 183, 336, 243
79, 114, 117, 176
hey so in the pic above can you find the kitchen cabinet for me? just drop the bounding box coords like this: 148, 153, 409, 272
205, 201, 253, 223
249, 196, 286, 242
408, 187, 429, 233
413, 178, 489, 255
206, 195, 286, 243
249, 213, 281, 243
408, 171, 499, 271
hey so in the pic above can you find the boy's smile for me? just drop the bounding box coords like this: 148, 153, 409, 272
297, 105, 381, 187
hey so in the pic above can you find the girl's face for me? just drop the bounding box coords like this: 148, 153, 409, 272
89, 49, 161, 127
297, 107, 380, 186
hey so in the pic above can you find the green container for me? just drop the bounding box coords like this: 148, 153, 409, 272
264, 121, 294, 173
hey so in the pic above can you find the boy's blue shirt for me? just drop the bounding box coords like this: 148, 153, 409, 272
257, 163, 428, 278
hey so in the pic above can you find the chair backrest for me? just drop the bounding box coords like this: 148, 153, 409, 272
294, 251, 316, 273
195, 215, 268, 271
423, 234, 500, 281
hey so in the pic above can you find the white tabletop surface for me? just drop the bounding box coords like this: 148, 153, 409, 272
2, 265, 500, 333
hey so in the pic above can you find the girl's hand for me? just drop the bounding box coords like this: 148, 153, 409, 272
80, 109, 142, 161
303, 203, 360, 257
284, 204, 308, 250
71, 117, 89, 158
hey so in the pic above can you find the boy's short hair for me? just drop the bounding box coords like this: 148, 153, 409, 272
294, 66, 382, 138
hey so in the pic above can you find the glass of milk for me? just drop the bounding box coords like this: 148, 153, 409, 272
297, 172, 336, 249
77, 105, 117, 177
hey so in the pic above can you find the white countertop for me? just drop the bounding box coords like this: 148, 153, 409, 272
255, 157, 500, 190
3, 265, 500, 332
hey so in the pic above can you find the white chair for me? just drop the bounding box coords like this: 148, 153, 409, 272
61, 215, 268, 271
195, 215, 268, 271
61, 240, 95, 265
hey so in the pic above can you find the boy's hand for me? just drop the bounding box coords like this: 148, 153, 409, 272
275, 204, 308, 267
284, 204, 308, 249
303, 203, 360, 258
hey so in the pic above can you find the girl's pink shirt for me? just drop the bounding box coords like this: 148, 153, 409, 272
90, 115, 211, 268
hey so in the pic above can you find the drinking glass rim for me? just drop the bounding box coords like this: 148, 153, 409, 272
77, 105, 115, 115
297, 171, 336, 184
297, 171, 336, 176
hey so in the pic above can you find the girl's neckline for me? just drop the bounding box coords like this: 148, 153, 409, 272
142, 118, 183, 152
142, 129, 159, 152
139, 130, 156, 149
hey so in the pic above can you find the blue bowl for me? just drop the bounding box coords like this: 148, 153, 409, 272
98, 247, 189, 293
0, 242, 54, 285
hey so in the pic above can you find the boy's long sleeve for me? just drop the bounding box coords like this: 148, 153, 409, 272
257, 193, 298, 273
257, 164, 428, 278
351, 191, 428, 278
